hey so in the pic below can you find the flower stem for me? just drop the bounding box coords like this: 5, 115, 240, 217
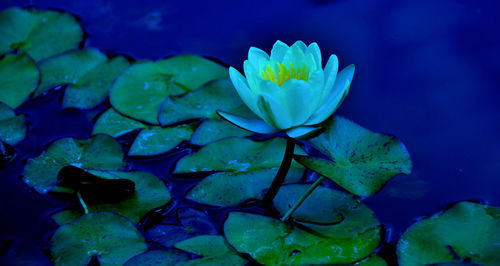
77, 191, 89, 215
262, 136, 295, 205
281, 176, 326, 222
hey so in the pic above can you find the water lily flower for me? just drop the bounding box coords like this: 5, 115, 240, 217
218, 40, 355, 138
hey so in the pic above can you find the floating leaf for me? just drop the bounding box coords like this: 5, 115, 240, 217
273, 184, 381, 254
190, 119, 252, 146
0, 8, 83, 61
62, 55, 129, 109
124, 250, 190, 266
0, 102, 26, 145
187, 168, 303, 207
146, 208, 217, 248
0, 53, 39, 109
92, 108, 147, 137
397, 201, 500, 266
356, 255, 387, 266
224, 211, 380, 265
110, 55, 227, 124
51, 170, 171, 224
174, 137, 304, 173
36, 48, 129, 108
295, 116, 412, 196
128, 124, 194, 156
158, 79, 249, 126
174, 235, 247, 266
50, 212, 147, 266
22, 135, 126, 194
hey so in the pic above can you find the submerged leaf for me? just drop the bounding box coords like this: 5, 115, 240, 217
0, 102, 26, 145
110, 55, 227, 124
0, 53, 39, 109
0, 8, 83, 61
145, 207, 217, 248
397, 201, 500, 266
174, 235, 247, 266
158, 79, 250, 126
22, 135, 125, 194
51, 170, 171, 224
295, 116, 412, 196
0, 238, 52, 266
50, 212, 147, 266
124, 250, 190, 266
55, 165, 135, 204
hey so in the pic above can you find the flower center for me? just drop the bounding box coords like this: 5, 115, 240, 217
260, 62, 309, 86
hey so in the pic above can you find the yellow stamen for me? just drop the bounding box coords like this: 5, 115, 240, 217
260, 62, 309, 86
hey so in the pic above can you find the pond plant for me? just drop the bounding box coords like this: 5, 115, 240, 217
1, 6, 499, 266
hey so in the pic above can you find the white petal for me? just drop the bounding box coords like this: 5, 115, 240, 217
306, 69, 325, 109
291, 40, 307, 52
243, 60, 259, 93
270, 40, 289, 62
229, 67, 261, 116
257, 93, 293, 130
217, 110, 277, 134
306, 42, 322, 70
281, 79, 315, 127
320, 54, 339, 104
283, 44, 306, 68
259, 79, 286, 105
305, 64, 354, 125
248, 47, 269, 68
286, 126, 322, 138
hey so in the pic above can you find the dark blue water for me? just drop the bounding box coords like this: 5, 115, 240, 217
1, 0, 500, 263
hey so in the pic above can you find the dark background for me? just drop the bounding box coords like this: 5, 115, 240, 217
1, 0, 499, 246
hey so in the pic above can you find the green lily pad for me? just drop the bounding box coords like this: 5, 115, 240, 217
22, 134, 126, 194
397, 201, 500, 266
50, 212, 147, 266
62, 55, 130, 109
0, 102, 26, 145
295, 116, 412, 197
128, 124, 194, 156
92, 108, 147, 137
174, 235, 247, 266
224, 211, 380, 265
36, 48, 130, 108
0, 53, 39, 109
51, 170, 171, 224
145, 208, 218, 248
174, 137, 304, 173
0, 8, 83, 61
158, 79, 249, 126
187, 168, 303, 207
356, 255, 387, 266
124, 250, 190, 266
190, 119, 252, 146
273, 184, 381, 254
110, 55, 227, 124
